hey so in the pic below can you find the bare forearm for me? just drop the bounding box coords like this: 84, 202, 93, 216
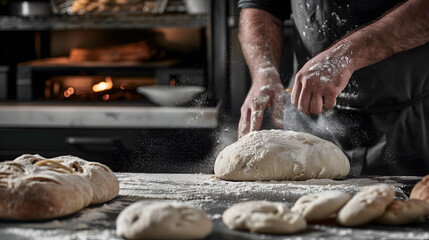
239, 8, 284, 81
237, 8, 286, 137
339, 0, 429, 71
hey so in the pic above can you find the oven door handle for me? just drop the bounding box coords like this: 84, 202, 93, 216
65, 136, 118, 145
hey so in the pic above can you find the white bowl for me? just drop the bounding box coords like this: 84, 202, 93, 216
137, 86, 204, 106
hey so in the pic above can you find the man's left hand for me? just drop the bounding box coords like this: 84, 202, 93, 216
291, 43, 355, 115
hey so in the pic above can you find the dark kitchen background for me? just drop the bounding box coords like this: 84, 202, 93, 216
0, 0, 293, 173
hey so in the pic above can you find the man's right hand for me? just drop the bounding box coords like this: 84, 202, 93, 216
237, 8, 285, 138
238, 74, 285, 138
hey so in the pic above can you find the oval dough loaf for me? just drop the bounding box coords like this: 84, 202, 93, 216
0, 154, 119, 220
336, 184, 395, 226
291, 191, 351, 221
376, 199, 429, 225
410, 175, 429, 202
222, 200, 307, 234
214, 130, 350, 181
116, 201, 212, 240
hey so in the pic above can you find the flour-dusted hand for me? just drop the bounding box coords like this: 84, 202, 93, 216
237, 8, 284, 138
291, 42, 355, 115
238, 72, 286, 138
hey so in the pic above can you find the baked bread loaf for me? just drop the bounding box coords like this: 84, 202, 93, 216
376, 199, 429, 225
0, 154, 119, 220
410, 175, 429, 202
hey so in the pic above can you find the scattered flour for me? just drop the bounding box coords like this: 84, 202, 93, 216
258, 66, 279, 76
306, 41, 353, 85
0, 174, 421, 239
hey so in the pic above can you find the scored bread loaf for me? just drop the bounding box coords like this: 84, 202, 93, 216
0, 154, 119, 220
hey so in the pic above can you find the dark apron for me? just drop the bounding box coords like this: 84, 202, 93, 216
286, 0, 429, 176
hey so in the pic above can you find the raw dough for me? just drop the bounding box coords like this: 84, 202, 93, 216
376, 199, 429, 225
222, 200, 307, 234
336, 184, 395, 226
116, 201, 212, 240
0, 154, 119, 220
291, 191, 351, 221
410, 175, 429, 202
214, 130, 350, 181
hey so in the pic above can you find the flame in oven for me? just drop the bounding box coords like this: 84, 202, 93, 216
64, 87, 75, 98
92, 76, 113, 92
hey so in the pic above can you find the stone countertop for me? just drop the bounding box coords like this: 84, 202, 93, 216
0, 173, 428, 240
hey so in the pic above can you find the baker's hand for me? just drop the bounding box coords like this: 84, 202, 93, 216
238, 76, 286, 138
291, 44, 355, 115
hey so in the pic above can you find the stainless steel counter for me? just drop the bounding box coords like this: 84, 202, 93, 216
0, 173, 428, 240
0, 103, 218, 129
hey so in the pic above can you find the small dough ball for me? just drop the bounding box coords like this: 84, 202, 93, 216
222, 201, 307, 234
291, 191, 351, 221
337, 184, 395, 227
214, 130, 350, 181
376, 199, 429, 225
410, 175, 429, 202
116, 202, 212, 240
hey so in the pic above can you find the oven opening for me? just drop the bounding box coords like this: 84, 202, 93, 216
43, 75, 156, 101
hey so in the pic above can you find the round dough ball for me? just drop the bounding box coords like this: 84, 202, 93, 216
291, 191, 351, 221
376, 199, 429, 225
214, 130, 350, 181
337, 184, 395, 226
116, 201, 212, 240
222, 201, 307, 234
410, 175, 429, 202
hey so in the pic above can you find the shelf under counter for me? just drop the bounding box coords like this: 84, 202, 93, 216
0, 14, 208, 31
0, 103, 218, 129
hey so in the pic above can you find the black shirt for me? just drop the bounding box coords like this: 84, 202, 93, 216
238, 0, 404, 58
237, 0, 429, 176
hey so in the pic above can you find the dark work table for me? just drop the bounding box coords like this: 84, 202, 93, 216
0, 173, 428, 240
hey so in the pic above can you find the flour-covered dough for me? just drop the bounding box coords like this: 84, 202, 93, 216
337, 184, 395, 226
291, 191, 351, 221
214, 130, 350, 181
116, 201, 212, 240
222, 201, 306, 234
376, 199, 429, 225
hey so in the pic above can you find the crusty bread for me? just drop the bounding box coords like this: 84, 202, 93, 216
410, 175, 429, 202
377, 199, 429, 225
0, 154, 119, 220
